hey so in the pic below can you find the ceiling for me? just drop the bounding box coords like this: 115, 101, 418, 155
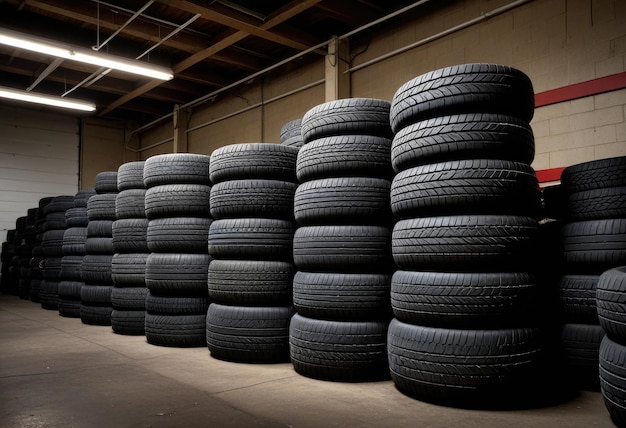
0, 0, 436, 125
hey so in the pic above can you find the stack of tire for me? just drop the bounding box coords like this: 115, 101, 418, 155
111, 161, 149, 335
386, 64, 555, 407
144, 154, 212, 347
1, 229, 17, 294
28, 197, 53, 303
17, 208, 38, 300
206, 143, 298, 363
280, 119, 304, 149
557, 157, 626, 391
40, 195, 76, 310
289, 98, 394, 381
57, 189, 95, 318
81, 172, 118, 325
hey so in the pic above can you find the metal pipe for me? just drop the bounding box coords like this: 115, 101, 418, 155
27, 58, 64, 91
93, 0, 155, 51
348, 0, 534, 73
137, 13, 201, 60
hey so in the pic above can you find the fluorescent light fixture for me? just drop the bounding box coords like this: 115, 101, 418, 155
0, 86, 96, 111
0, 27, 173, 81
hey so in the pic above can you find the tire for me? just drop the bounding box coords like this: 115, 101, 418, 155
390, 63, 534, 133
117, 161, 146, 191
208, 260, 294, 305
58, 280, 84, 298
58, 298, 81, 318
111, 287, 148, 310
145, 313, 207, 347
301, 98, 392, 143
145, 253, 211, 294
42, 230, 65, 256
293, 271, 391, 320
81, 255, 113, 283
112, 253, 149, 286
561, 323, 604, 391
280, 118, 303, 148
87, 220, 113, 237
84, 237, 114, 254
42, 257, 63, 280
294, 177, 391, 226
80, 284, 113, 304
392, 215, 538, 271
74, 189, 96, 208
561, 156, 626, 193
40, 280, 60, 310
391, 271, 539, 328
391, 113, 535, 171
65, 207, 89, 227
42, 212, 66, 231
87, 194, 118, 221
209, 143, 298, 183
293, 225, 391, 272
289, 314, 389, 381
111, 310, 145, 335
146, 292, 208, 315
147, 217, 211, 254
43, 195, 75, 215
296, 135, 392, 182
206, 304, 292, 363
597, 266, 626, 342
556, 274, 598, 324
60, 255, 84, 281
208, 218, 295, 261
599, 335, 626, 427
143, 153, 211, 187
209, 179, 297, 220
388, 319, 543, 405
94, 171, 118, 193
80, 304, 113, 326
145, 184, 211, 219
562, 219, 626, 273
390, 160, 541, 219
112, 219, 149, 253
568, 187, 626, 221
115, 189, 147, 219
62, 227, 87, 256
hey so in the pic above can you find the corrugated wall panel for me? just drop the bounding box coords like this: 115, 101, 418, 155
0, 105, 79, 244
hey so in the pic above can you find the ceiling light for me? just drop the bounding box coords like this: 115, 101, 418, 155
0, 86, 96, 112
0, 27, 173, 81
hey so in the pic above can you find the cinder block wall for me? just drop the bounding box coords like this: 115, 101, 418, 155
136, 0, 626, 173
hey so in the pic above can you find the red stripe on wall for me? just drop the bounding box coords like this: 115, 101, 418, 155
535, 167, 565, 183
535, 72, 626, 107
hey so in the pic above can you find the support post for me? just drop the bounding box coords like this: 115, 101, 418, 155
172, 104, 188, 153
325, 36, 350, 101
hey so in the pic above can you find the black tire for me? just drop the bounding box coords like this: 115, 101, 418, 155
42, 212, 66, 231
293, 225, 391, 272
558, 275, 599, 324
65, 207, 89, 228
561, 156, 626, 193
209, 143, 298, 183
94, 171, 118, 194
60, 255, 84, 281
301, 98, 392, 143
294, 177, 391, 226
111, 310, 146, 335
112, 219, 149, 253
145, 313, 207, 347
561, 323, 604, 391
209, 180, 297, 220
42, 257, 63, 280
112, 253, 149, 286
208, 218, 295, 261
293, 271, 390, 320
74, 189, 96, 208
146, 292, 208, 315
280, 118, 303, 148
42, 229, 65, 256
562, 219, 626, 273
599, 335, 626, 427
597, 266, 626, 342
43, 196, 75, 215
115, 189, 147, 219
80, 304, 113, 326
147, 217, 212, 254
390, 64, 534, 133
206, 303, 292, 363
117, 161, 146, 191
87, 194, 118, 221
84, 237, 114, 254
80, 284, 113, 304
390, 160, 541, 219
87, 220, 113, 237
289, 314, 389, 381
111, 287, 148, 310
392, 215, 538, 271
387, 319, 543, 405
58, 280, 84, 298
391, 113, 535, 171
63, 227, 87, 256
58, 298, 81, 318
144, 184, 211, 219
145, 253, 211, 295
143, 153, 211, 187
296, 135, 392, 182
208, 260, 294, 305
568, 187, 626, 221
81, 254, 113, 283
391, 271, 539, 328
40, 280, 60, 310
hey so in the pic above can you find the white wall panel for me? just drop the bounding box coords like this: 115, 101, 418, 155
0, 105, 79, 244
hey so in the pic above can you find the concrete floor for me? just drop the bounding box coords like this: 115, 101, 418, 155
0, 294, 616, 428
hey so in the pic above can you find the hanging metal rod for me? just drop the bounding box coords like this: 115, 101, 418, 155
93, 0, 155, 51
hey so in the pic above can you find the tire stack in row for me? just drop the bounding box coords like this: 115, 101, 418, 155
17, 209, 38, 300
111, 161, 149, 335
290, 98, 394, 381
206, 143, 298, 363
144, 154, 212, 347
1, 228, 18, 295
558, 157, 626, 390
81, 172, 118, 325
28, 197, 53, 303
58, 190, 94, 317
41, 195, 75, 310
386, 64, 552, 407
